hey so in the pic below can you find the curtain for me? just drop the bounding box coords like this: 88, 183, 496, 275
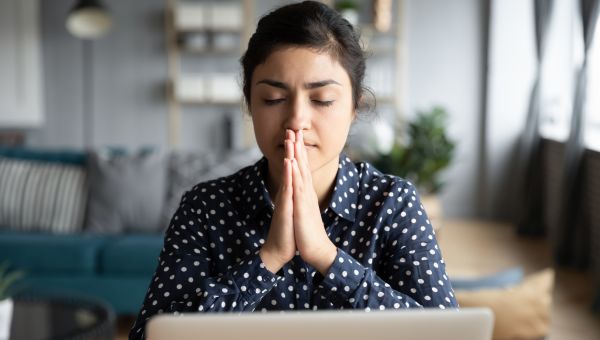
555, 0, 600, 267
515, 0, 555, 236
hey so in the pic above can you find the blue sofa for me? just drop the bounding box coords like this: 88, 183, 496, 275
0, 231, 162, 315
0, 145, 264, 316
0, 147, 164, 316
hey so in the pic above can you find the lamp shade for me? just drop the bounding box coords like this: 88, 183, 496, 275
66, 0, 112, 39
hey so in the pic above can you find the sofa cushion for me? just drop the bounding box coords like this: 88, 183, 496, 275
85, 150, 167, 234
0, 157, 88, 233
99, 235, 164, 276
455, 268, 555, 340
0, 231, 107, 275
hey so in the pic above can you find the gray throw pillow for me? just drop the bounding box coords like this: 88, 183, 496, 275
85, 150, 167, 234
193, 147, 263, 183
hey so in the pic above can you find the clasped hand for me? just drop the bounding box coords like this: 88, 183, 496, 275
259, 129, 337, 275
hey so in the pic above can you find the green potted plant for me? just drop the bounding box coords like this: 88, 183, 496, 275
0, 262, 24, 340
373, 106, 456, 233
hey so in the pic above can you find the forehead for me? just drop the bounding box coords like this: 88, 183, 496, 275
252, 47, 350, 85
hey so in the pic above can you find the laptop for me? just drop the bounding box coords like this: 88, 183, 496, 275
146, 307, 494, 340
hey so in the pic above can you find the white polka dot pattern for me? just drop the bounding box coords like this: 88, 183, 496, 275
129, 154, 458, 339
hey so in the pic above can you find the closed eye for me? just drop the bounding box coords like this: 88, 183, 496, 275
264, 98, 285, 105
313, 100, 334, 107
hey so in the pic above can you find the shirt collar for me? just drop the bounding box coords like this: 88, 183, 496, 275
327, 154, 360, 222
236, 157, 273, 220
237, 153, 360, 223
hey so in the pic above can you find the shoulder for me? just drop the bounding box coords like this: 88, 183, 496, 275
183, 162, 255, 203
181, 159, 263, 214
353, 159, 419, 207
352, 159, 429, 236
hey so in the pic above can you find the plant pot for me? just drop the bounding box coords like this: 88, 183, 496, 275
420, 194, 443, 238
0, 298, 13, 340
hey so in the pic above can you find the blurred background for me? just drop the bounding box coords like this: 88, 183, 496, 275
0, 0, 599, 339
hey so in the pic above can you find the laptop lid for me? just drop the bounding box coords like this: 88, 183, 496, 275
146, 307, 494, 340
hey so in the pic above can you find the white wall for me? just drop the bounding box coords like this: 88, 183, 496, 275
404, 0, 486, 218
484, 0, 536, 220
26, 0, 240, 152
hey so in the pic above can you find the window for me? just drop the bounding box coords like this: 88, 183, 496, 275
584, 18, 600, 151
540, 0, 577, 142
540, 0, 600, 151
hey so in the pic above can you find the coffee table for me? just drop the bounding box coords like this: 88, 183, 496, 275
9, 294, 115, 340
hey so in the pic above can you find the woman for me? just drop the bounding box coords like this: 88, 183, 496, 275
130, 2, 457, 338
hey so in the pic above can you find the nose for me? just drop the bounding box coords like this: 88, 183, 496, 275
283, 96, 311, 132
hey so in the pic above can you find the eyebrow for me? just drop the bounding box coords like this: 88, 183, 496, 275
255, 79, 341, 90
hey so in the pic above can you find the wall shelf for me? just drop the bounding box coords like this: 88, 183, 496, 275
165, 0, 255, 148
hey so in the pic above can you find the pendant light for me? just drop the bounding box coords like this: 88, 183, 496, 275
66, 0, 113, 39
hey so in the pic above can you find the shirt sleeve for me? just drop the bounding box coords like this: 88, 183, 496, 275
129, 191, 282, 340
313, 183, 459, 311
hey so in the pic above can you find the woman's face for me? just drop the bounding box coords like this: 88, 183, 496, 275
249, 47, 356, 177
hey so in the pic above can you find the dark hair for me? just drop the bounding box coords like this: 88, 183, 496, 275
240, 1, 372, 114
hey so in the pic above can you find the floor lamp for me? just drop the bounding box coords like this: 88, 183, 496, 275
65, 0, 113, 147
82, 40, 93, 148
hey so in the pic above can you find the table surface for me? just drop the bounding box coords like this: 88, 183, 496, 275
10, 295, 115, 340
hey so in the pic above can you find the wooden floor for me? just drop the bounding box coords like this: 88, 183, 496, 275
438, 219, 600, 340
116, 219, 600, 339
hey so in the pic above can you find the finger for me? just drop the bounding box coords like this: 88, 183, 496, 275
287, 129, 296, 143
279, 158, 293, 213
277, 157, 290, 195
295, 131, 312, 185
275, 157, 285, 201
294, 131, 306, 177
299, 130, 310, 174
291, 158, 302, 196
285, 140, 294, 159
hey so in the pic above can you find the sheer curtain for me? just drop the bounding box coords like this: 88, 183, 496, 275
515, 0, 555, 237
555, 0, 600, 267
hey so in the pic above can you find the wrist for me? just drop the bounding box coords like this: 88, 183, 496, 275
259, 248, 285, 274
311, 244, 338, 276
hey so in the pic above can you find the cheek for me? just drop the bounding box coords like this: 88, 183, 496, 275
250, 110, 278, 147
316, 113, 352, 148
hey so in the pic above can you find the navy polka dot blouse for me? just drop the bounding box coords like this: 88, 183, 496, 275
130, 154, 458, 339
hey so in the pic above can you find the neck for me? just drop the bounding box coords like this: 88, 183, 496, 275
266, 156, 339, 212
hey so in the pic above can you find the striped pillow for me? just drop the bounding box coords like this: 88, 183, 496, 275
0, 157, 88, 233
